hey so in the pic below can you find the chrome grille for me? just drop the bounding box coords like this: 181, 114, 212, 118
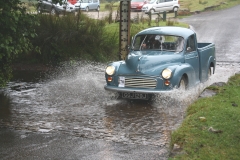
124, 77, 157, 89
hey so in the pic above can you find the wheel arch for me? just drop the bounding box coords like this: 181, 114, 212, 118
173, 6, 179, 12
172, 64, 194, 88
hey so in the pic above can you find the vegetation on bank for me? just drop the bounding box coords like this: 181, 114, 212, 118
169, 73, 240, 159
0, 0, 38, 87
180, 0, 240, 12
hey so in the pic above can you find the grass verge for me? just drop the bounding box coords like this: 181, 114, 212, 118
169, 73, 240, 160
179, 0, 240, 12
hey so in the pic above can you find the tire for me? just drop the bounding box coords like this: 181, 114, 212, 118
173, 7, 178, 12
208, 67, 212, 78
37, 6, 42, 14
178, 76, 187, 90
51, 8, 56, 15
86, 6, 89, 12
150, 9, 155, 14
96, 6, 100, 12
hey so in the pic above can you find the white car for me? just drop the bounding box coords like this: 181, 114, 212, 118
74, 0, 100, 12
142, 0, 180, 14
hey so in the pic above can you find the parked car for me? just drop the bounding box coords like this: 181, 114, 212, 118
74, 0, 100, 12
104, 26, 216, 100
68, 0, 77, 5
131, 0, 147, 12
37, 0, 75, 15
142, 0, 180, 14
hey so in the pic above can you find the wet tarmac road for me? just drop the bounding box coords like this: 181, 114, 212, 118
180, 5, 240, 63
0, 128, 168, 160
1, 5, 240, 159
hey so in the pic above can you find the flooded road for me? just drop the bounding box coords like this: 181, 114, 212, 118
0, 61, 240, 159
0, 62, 179, 146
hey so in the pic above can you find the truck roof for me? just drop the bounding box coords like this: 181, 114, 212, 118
137, 26, 195, 39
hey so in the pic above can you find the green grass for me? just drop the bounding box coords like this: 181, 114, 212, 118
179, 0, 240, 12
170, 74, 240, 160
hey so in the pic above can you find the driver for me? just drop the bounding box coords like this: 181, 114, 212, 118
141, 42, 147, 49
141, 36, 155, 49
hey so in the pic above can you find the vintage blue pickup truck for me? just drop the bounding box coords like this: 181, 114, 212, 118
104, 26, 216, 100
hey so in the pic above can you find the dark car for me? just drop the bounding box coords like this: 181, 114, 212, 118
37, 0, 75, 15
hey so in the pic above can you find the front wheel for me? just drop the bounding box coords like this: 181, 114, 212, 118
178, 76, 188, 90
85, 6, 89, 12
96, 6, 100, 12
150, 9, 155, 14
173, 7, 178, 12
208, 67, 212, 78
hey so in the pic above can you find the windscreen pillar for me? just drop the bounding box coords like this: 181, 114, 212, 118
119, 0, 131, 60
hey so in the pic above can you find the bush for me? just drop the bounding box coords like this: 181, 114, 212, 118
29, 13, 119, 64
0, 0, 38, 87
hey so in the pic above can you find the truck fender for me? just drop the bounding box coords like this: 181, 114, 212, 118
172, 64, 196, 87
208, 56, 216, 74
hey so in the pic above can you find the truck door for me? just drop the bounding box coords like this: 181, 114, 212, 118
184, 34, 200, 83
92, 0, 98, 9
88, 0, 95, 10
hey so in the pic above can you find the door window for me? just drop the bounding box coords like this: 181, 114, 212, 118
186, 34, 196, 52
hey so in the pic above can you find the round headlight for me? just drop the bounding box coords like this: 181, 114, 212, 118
106, 66, 115, 75
162, 68, 172, 79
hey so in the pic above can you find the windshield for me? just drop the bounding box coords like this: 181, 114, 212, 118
149, 0, 157, 4
79, 0, 90, 3
132, 34, 184, 52
131, 0, 145, 2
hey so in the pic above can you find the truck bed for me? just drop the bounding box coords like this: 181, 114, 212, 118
198, 43, 213, 49
197, 43, 216, 82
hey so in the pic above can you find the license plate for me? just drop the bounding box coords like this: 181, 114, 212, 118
121, 92, 148, 100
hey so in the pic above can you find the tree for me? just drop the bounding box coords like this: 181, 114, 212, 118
0, 0, 39, 87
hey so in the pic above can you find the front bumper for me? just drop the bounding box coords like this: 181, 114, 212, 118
104, 85, 171, 94
131, 8, 143, 11
141, 8, 149, 13
56, 7, 75, 13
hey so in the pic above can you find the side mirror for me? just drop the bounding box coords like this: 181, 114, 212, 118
187, 47, 192, 52
127, 45, 132, 50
